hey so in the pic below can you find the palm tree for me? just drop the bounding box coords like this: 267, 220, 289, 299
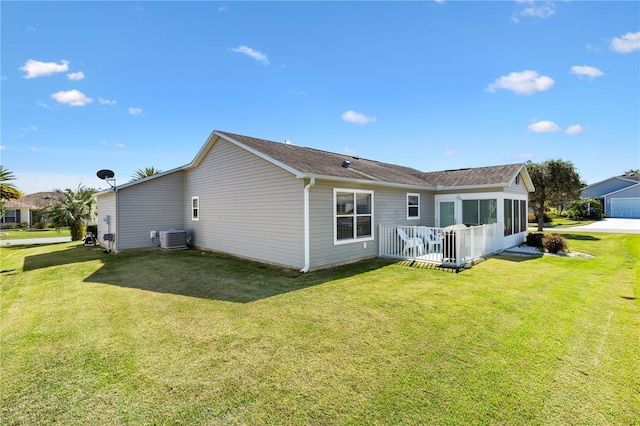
624, 168, 639, 175
1, 165, 23, 217
131, 166, 163, 181
45, 185, 97, 241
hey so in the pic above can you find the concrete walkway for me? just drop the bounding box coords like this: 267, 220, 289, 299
531, 218, 640, 234
0, 236, 72, 246
562, 218, 640, 234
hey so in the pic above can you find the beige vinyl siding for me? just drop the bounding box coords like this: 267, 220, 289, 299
308, 180, 435, 269
117, 172, 186, 250
96, 192, 116, 248
185, 138, 304, 269
505, 171, 530, 195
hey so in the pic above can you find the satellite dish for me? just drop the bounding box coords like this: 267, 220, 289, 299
97, 169, 115, 180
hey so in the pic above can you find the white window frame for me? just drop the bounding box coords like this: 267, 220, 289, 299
333, 188, 374, 245
191, 196, 199, 221
407, 193, 420, 220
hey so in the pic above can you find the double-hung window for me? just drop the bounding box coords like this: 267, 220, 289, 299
191, 196, 199, 221
407, 193, 420, 220
334, 189, 374, 244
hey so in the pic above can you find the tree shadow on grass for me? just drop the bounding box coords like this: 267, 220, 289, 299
561, 233, 600, 241
490, 253, 544, 263
21, 243, 102, 272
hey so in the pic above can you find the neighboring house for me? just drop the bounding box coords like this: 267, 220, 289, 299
1, 192, 61, 226
95, 130, 535, 271
581, 174, 640, 218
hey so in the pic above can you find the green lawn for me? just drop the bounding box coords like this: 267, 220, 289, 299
0, 227, 70, 240
2, 233, 639, 424
528, 217, 596, 229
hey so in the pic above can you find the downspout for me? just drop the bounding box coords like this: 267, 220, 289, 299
301, 177, 316, 273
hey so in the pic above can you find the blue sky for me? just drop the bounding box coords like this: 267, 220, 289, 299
2, 1, 639, 194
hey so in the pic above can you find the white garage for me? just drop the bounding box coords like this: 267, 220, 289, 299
606, 184, 640, 219
610, 198, 640, 218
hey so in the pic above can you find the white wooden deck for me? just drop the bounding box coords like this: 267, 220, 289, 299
378, 223, 503, 268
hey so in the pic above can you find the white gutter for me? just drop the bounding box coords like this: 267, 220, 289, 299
300, 177, 316, 273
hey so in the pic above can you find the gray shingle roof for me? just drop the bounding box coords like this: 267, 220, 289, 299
4, 192, 62, 208
217, 131, 523, 188
420, 164, 525, 187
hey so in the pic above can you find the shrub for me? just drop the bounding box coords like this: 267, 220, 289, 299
19, 222, 30, 229
526, 232, 545, 248
542, 233, 568, 254
567, 197, 603, 220
69, 222, 85, 241
0, 223, 17, 230
528, 212, 553, 223
35, 222, 47, 229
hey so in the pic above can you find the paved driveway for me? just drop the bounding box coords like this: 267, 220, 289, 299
563, 218, 640, 234
0, 236, 72, 246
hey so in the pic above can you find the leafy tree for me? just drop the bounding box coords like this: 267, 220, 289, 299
0, 165, 24, 217
131, 166, 163, 181
527, 160, 584, 231
44, 185, 98, 240
623, 168, 639, 175
568, 197, 603, 220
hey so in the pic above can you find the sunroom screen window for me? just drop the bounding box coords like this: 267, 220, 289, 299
504, 199, 513, 236
463, 199, 497, 225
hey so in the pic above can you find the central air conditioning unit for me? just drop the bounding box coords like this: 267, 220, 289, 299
159, 229, 188, 249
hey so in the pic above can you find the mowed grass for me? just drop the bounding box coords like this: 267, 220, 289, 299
0, 227, 70, 240
1, 233, 639, 425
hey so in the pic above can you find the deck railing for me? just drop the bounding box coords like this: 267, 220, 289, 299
378, 223, 503, 268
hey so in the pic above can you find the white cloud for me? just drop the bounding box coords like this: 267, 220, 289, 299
512, 153, 535, 160
527, 120, 560, 133
570, 65, 604, 79
28, 147, 38, 152
14, 171, 103, 194
20, 59, 69, 79
230, 45, 269, 65
26, 26, 37, 32
22, 125, 38, 132
486, 70, 554, 94
128, 107, 143, 116
0, 145, 5, 151
99, 97, 117, 106
444, 149, 457, 156
610, 31, 640, 54
218, 6, 227, 13
36, 100, 54, 109
512, 1, 555, 23
341, 110, 376, 125
114, 142, 126, 148
586, 43, 601, 52
67, 71, 85, 81
50, 89, 93, 106
565, 124, 584, 135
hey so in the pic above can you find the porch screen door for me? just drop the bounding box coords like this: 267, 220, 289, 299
439, 201, 455, 228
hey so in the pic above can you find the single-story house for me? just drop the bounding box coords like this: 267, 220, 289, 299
95, 130, 534, 271
581, 173, 640, 218
1, 192, 61, 226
